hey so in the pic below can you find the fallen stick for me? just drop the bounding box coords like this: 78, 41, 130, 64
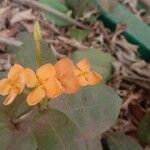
13, 0, 89, 29
0, 36, 22, 47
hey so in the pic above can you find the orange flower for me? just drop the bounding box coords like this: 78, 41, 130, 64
0, 64, 25, 105
54, 58, 80, 94
74, 59, 103, 86
23, 64, 63, 106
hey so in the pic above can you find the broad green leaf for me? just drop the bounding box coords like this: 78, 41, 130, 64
65, 0, 89, 17
7, 130, 37, 150
0, 113, 12, 150
49, 84, 121, 137
39, 0, 71, 26
15, 35, 56, 70
69, 27, 90, 42
0, 94, 31, 119
138, 112, 150, 144
0, 112, 37, 150
106, 132, 143, 150
32, 109, 86, 150
7, 32, 28, 53
65, 0, 118, 18
71, 49, 116, 82
0, 105, 101, 150
0, 93, 85, 150
93, 0, 118, 11
0, 71, 7, 78
84, 137, 103, 150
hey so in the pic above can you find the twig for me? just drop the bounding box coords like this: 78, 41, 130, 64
0, 36, 22, 47
13, 0, 89, 29
58, 36, 88, 49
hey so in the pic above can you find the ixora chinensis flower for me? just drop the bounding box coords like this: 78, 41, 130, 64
23, 64, 63, 106
74, 59, 103, 86
54, 58, 80, 94
0, 64, 25, 105
0, 58, 102, 106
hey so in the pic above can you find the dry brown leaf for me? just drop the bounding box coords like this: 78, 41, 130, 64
0, 29, 18, 37
58, 36, 88, 49
0, 29, 18, 51
0, 6, 10, 30
21, 22, 34, 33
145, 145, 150, 150
0, 54, 14, 71
115, 37, 138, 53
128, 103, 146, 125
122, 93, 139, 110
131, 61, 150, 78
10, 9, 36, 25
50, 44, 66, 58
111, 23, 127, 45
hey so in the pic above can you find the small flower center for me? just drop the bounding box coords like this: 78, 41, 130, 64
78, 71, 88, 77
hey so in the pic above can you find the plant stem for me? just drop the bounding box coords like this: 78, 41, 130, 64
34, 40, 43, 67
34, 21, 43, 68
39, 98, 49, 112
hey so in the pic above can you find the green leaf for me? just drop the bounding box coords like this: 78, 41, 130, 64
0, 71, 7, 79
84, 137, 103, 150
0, 96, 81, 150
0, 112, 37, 150
0, 94, 31, 119
0, 113, 12, 150
106, 132, 143, 150
1, 34, 56, 118
93, 0, 118, 11
64, 0, 89, 17
0, 105, 102, 150
64, 0, 118, 18
138, 112, 150, 144
7, 32, 28, 53
71, 49, 116, 82
39, 0, 71, 26
8, 131, 37, 150
32, 109, 85, 150
69, 27, 90, 42
15, 35, 56, 70
49, 84, 121, 137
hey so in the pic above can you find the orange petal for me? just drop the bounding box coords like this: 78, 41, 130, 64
77, 59, 90, 72
27, 86, 45, 106
78, 76, 89, 86
23, 68, 38, 88
3, 89, 18, 105
43, 77, 63, 98
86, 72, 103, 85
7, 64, 23, 80
15, 77, 25, 94
74, 68, 81, 76
54, 58, 80, 94
36, 64, 56, 81
0, 79, 11, 96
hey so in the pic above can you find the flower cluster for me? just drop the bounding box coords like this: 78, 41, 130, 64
0, 58, 102, 106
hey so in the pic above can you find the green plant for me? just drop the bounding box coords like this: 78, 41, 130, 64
0, 22, 121, 149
